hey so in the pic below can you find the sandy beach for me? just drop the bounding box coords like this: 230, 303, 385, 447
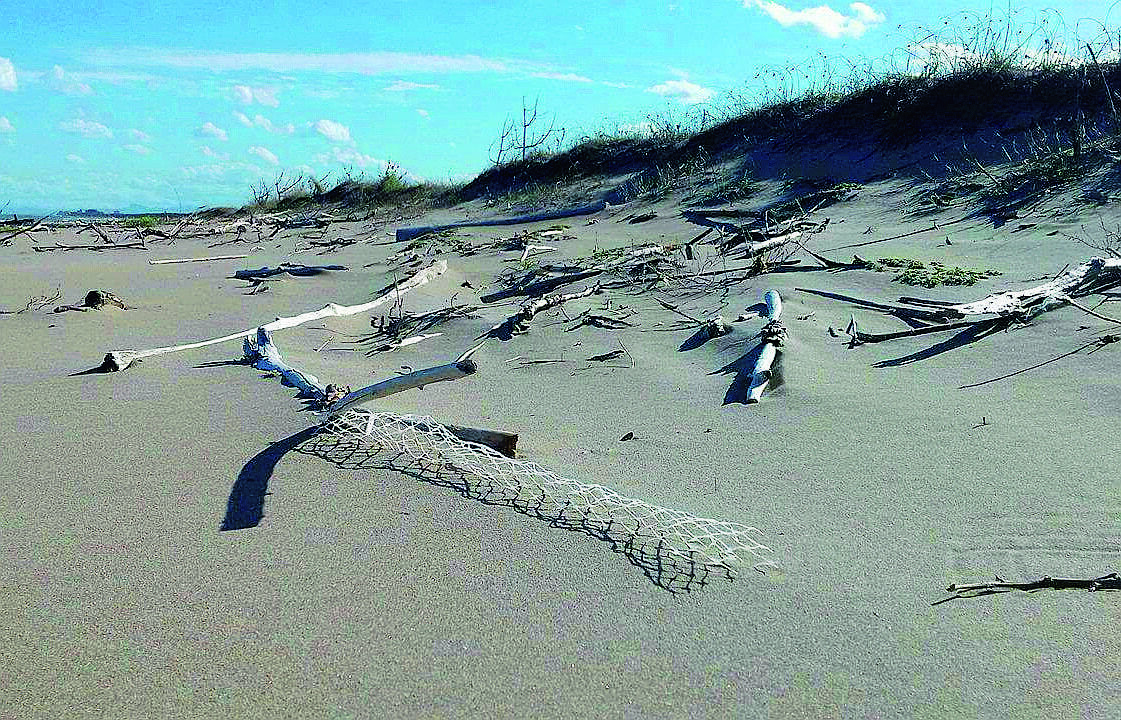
2, 156, 1120, 718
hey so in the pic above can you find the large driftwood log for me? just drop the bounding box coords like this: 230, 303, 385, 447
946, 257, 1121, 318
96, 261, 447, 372
747, 290, 785, 404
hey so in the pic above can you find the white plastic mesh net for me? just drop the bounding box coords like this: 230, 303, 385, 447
303, 409, 778, 592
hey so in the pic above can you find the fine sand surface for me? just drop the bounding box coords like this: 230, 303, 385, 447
2, 180, 1120, 718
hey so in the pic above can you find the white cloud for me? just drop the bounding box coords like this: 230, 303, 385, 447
252, 87, 279, 107
230, 84, 279, 106
249, 145, 279, 165
66, 153, 85, 163
196, 122, 228, 141
255, 114, 294, 134
647, 78, 715, 105
531, 71, 593, 83
199, 145, 230, 160
384, 80, 439, 92
128, 128, 150, 142
90, 49, 511, 76
313, 119, 352, 143
232, 85, 253, 104
47, 65, 93, 95
746, 1, 884, 39
235, 111, 295, 134
123, 144, 151, 155
0, 57, 16, 91
416, 108, 430, 119
0, 117, 12, 133
59, 118, 113, 139
316, 145, 386, 170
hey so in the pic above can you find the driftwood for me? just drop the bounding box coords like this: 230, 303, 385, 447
33, 241, 147, 252
806, 258, 1121, 347
324, 342, 485, 415
233, 263, 348, 280
395, 201, 607, 242
77, 223, 115, 245
481, 269, 603, 303
94, 261, 447, 372
150, 254, 249, 265
483, 285, 601, 340
244, 331, 512, 455
747, 290, 785, 403
935, 573, 1120, 604
0, 213, 55, 246
54, 290, 128, 313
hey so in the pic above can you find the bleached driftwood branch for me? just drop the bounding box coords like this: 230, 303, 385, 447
747, 290, 785, 404
947, 257, 1121, 319
483, 285, 600, 340
324, 342, 485, 415
244, 327, 327, 400
150, 254, 249, 265
96, 260, 447, 372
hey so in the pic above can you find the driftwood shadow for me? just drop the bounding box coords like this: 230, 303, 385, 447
221, 426, 321, 531
873, 318, 1008, 367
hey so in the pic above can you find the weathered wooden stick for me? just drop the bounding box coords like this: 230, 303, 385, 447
150, 254, 250, 265
34, 241, 147, 252
848, 318, 999, 345
747, 290, 784, 403
0, 213, 55, 246
518, 244, 557, 263
483, 285, 600, 340
97, 260, 447, 371
324, 342, 484, 415
372, 333, 443, 353
480, 269, 603, 303
936, 573, 1120, 603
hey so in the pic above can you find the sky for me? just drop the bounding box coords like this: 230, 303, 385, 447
1, 0, 1119, 214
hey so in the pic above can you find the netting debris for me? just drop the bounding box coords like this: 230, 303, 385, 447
303, 409, 778, 592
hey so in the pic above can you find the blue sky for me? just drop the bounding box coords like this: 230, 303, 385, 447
1, 0, 1117, 213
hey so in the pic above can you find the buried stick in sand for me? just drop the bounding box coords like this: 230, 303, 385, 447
88, 260, 447, 372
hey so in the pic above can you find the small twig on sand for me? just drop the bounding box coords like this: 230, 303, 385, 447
934, 573, 1120, 604
959, 334, 1119, 389
150, 254, 250, 265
